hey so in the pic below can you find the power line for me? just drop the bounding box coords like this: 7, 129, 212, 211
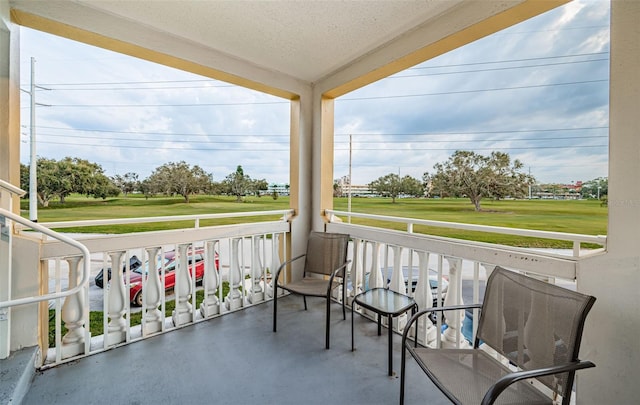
335, 126, 608, 137
340, 79, 607, 101
28, 80, 607, 107
36, 125, 288, 137
37, 139, 606, 152
37, 133, 289, 144
392, 58, 608, 79
42, 100, 289, 108
334, 135, 608, 144
408, 51, 609, 70
35, 125, 607, 139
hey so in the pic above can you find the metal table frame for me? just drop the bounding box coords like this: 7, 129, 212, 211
351, 288, 417, 376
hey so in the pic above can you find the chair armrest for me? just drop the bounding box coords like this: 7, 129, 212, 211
402, 303, 483, 343
273, 253, 306, 286
325, 260, 352, 294
481, 360, 596, 405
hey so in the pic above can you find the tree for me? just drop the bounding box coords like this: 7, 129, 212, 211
33, 158, 61, 207
112, 172, 139, 196
581, 177, 608, 200
147, 161, 212, 203
19, 163, 29, 192
431, 150, 534, 211
249, 178, 269, 197
57, 157, 116, 202
223, 165, 251, 202
91, 175, 121, 199
368, 173, 424, 203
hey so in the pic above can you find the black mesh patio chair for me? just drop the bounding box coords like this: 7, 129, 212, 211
400, 266, 596, 405
273, 231, 350, 349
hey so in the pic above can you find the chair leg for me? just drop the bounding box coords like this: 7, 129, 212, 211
273, 289, 278, 332
342, 282, 346, 320
400, 344, 407, 404
325, 296, 331, 349
303, 296, 308, 310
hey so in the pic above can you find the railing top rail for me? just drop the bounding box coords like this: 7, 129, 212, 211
16, 209, 295, 231
326, 209, 606, 245
0, 179, 26, 197
0, 208, 91, 309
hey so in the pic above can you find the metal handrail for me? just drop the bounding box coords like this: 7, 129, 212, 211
0, 208, 91, 309
326, 209, 606, 247
15, 209, 295, 231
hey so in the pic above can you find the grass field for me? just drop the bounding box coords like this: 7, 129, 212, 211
21, 194, 607, 248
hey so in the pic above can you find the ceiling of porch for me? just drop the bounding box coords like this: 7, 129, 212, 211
9, 0, 568, 98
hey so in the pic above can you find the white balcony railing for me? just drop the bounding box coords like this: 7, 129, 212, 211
11, 203, 605, 395
15, 210, 292, 368
327, 209, 606, 353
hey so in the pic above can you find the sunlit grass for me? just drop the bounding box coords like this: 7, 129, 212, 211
24, 194, 607, 247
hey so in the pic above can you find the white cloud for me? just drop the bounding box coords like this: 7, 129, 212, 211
20, 0, 609, 187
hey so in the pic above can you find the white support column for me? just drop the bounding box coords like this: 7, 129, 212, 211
578, 2, 640, 403
0, 0, 22, 360
142, 247, 163, 335
60, 256, 86, 358
172, 243, 193, 326
200, 240, 220, 317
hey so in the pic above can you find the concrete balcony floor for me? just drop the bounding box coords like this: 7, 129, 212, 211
22, 295, 449, 405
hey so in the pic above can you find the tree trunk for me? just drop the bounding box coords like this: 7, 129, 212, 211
471, 196, 482, 211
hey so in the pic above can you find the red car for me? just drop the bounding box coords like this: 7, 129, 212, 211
128, 249, 218, 306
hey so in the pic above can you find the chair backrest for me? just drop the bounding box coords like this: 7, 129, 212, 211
477, 266, 596, 398
303, 232, 349, 277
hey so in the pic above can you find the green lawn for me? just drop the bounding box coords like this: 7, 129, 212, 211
22, 194, 607, 248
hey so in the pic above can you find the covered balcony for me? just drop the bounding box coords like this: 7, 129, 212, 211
1, 1, 638, 404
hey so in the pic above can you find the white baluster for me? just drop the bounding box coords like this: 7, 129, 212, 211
348, 238, 363, 305
226, 238, 243, 310
367, 241, 383, 289
442, 257, 469, 348
248, 235, 264, 304
388, 245, 407, 331
266, 233, 281, 298
200, 240, 221, 317
143, 247, 163, 334
363, 241, 383, 319
413, 251, 437, 347
172, 243, 193, 326
61, 256, 86, 358
106, 251, 126, 346
388, 245, 406, 294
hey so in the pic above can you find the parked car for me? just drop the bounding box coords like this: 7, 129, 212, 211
94, 255, 143, 288
96, 248, 219, 306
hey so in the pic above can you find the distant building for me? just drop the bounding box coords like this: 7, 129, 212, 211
336, 177, 376, 197
262, 183, 290, 196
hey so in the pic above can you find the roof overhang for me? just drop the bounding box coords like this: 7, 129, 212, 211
9, 0, 569, 99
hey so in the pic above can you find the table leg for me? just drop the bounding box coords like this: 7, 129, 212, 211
388, 314, 393, 376
351, 304, 355, 351
377, 313, 382, 336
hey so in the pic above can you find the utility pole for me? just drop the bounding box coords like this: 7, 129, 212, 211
28, 57, 37, 222
348, 134, 352, 223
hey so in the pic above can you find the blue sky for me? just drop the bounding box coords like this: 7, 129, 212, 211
20, 0, 610, 186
